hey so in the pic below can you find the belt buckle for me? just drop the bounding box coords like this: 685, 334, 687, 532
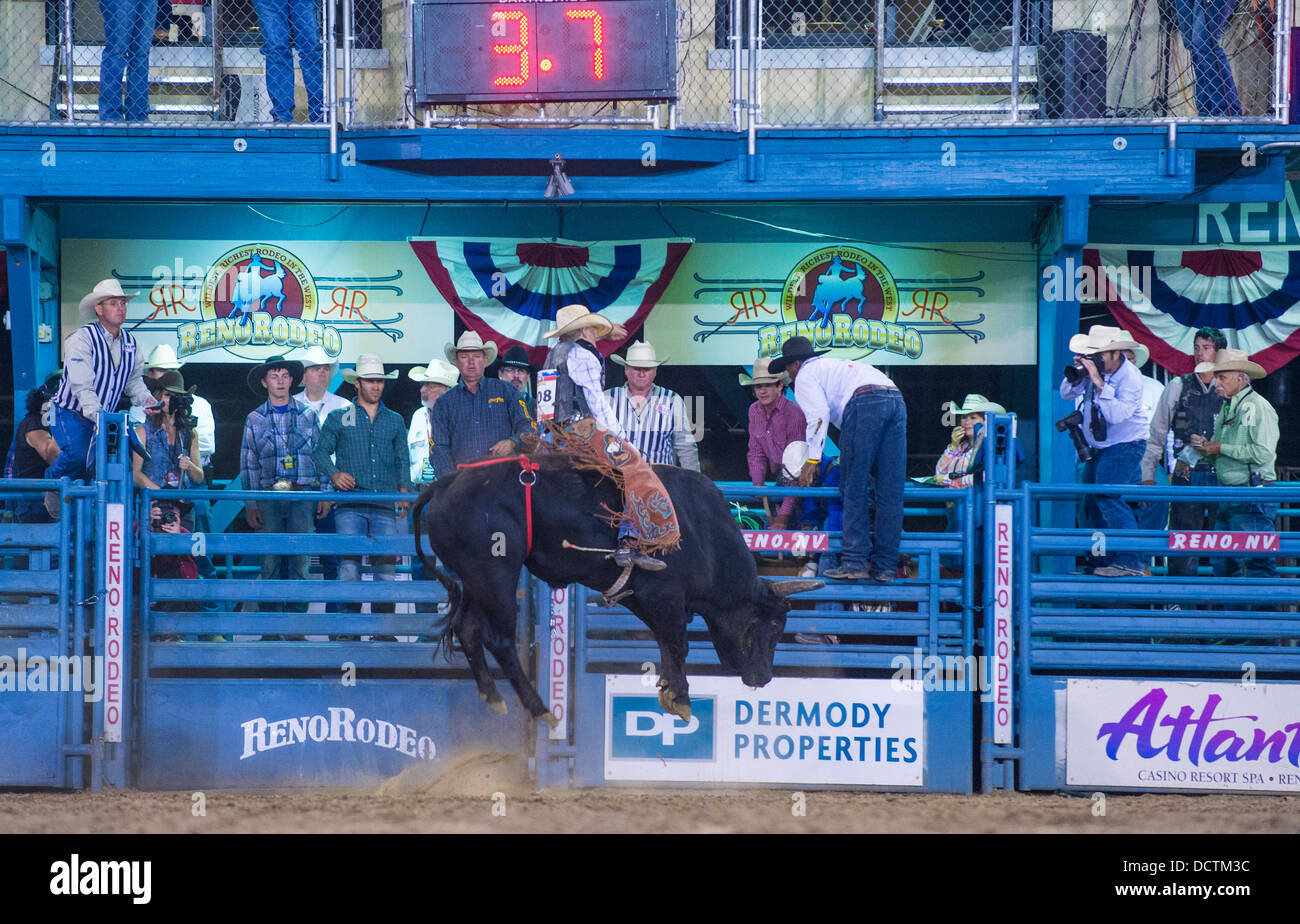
272, 479, 294, 492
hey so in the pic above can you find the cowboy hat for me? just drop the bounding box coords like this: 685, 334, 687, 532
738, 356, 788, 387
1195, 348, 1265, 379
444, 331, 499, 366
147, 369, 197, 397
950, 394, 1006, 416
781, 441, 810, 481
143, 343, 183, 371
409, 357, 460, 387
542, 304, 614, 340
1116, 329, 1149, 368
611, 341, 669, 368
1067, 324, 1140, 355
298, 344, 338, 374
78, 278, 136, 320
246, 355, 304, 394
767, 336, 830, 375
341, 353, 400, 383
496, 346, 532, 371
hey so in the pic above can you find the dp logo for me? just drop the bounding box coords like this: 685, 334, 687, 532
610, 695, 714, 760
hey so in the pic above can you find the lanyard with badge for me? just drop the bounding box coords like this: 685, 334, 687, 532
422, 406, 437, 481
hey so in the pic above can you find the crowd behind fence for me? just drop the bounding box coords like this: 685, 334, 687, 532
0, 0, 1287, 130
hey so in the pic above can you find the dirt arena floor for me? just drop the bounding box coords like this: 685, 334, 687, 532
2, 751, 1298, 834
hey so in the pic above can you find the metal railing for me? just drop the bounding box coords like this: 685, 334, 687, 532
0, 0, 1286, 130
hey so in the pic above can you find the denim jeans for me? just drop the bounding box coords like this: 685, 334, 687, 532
1172, 0, 1242, 116
1080, 439, 1144, 572
335, 505, 404, 613
1213, 496, 1279, 581
839, 390, 906, 576
251, 0, 325, 122
257, 497, 315, 612
1167, 467, 1219, 577
46, 406, 95, 482
98, 0, 155, 121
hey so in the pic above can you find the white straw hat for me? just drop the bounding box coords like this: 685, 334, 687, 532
739, 356, 787, 387
444, 331, 499, 366
341, 353, 399, 382
78, 278, 136, 319
542, 304, 614, 340
610, 341, 668, 368
1195, 348, 1265, 379
143, 343, 183, 370
409, 357, 460, 387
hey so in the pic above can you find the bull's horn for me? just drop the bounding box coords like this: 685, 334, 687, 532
768, 579, 824, 597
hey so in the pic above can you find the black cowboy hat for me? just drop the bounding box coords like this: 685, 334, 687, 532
147, 369, 197, 397
767, 336, 830, 375
246, 355, 304, 395
490, 345, 533, 376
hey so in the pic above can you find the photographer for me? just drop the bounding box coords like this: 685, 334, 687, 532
132, 371, 204, 520
1058, 325, 1149, 577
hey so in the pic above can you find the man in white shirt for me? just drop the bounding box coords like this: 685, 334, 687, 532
1059, 325, 1150, 577
769, 336, 906, 584
407, 357, 459, 485
607, 341, 700, 470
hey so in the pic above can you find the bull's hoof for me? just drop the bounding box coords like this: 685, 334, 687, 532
536, 711, 559, 729
657, 688, 691, 723
482, 694, 508, 715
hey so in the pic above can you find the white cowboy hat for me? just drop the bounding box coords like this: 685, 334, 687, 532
444, 331, 499, 366
950, 394, 1006, 416
610, 341, 668, 368
738, 356, 787, 387
143, 343, 183, 371
298, 344, 338, 374
781, 441, 810, 481
341, 353, 399, 383
1067, 324, 1141, 355
409, 357, 460, 387
1195, 348, 1266, 379
78, 278, 136, 319
542, 304, 614, 340
1117, 330, 1149, 368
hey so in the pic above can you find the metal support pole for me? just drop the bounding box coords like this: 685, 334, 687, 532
731, 0, 743, 131
405, 0, 418, 128
62, 0, 75, 120
1275, 0, 1292, 123
747, 0, 758, 160
213, 0, 225, 120
342, 0, 355, 129
1009, 0, 1021, 122
326, 0, 339, 176
874, 0, 885, 121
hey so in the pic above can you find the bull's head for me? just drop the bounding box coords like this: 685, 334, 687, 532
710, 579, 823, 687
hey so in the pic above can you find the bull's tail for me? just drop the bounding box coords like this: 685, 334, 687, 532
412, 482, 463, 664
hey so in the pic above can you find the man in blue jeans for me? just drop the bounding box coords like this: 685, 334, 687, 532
1172, 0, 1242, 117
770, 336, 907, 584
1059, 325, 1151, 577
252, 0, 325, 122
98, 0, 155, 121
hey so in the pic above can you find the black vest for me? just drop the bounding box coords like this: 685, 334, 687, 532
543, 339, 600, 422
1171, 373, 1222, 453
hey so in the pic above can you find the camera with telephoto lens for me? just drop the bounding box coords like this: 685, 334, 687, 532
1062, 362, 1088, 386
1055, 409, 1094, 463
151, 503, 180, 530
170, 392, 198, 432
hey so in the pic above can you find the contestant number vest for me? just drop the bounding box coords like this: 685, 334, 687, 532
1171, 373, 1222, 453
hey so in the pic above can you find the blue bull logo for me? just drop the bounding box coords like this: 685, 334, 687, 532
611, 695, 714, 760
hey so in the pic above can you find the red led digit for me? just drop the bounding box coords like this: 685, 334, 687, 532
564, 9, 605, 80
490, 10, 530, 87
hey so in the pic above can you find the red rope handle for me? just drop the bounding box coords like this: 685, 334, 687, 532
455, 455, 540, 555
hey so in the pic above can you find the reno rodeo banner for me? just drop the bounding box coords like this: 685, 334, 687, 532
61, 240, 453, 364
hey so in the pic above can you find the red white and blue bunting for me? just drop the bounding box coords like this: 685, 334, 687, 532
1086, 246, 1300, 374
410, 238, 692, 365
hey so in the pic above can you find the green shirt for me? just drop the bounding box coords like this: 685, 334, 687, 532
1211, 385, 1278, 486
313, 401, 413, 494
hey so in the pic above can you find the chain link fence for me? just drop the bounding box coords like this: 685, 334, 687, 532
0, 0, 1288, 127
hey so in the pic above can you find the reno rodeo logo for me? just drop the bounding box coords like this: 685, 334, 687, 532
240, 706, 437, 762
757, 247, 923, 361
177, 243, 344, 361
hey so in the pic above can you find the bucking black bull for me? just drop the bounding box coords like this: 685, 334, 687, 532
413, 455, 821, 724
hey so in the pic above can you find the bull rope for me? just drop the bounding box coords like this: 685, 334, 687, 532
455, 455, 539, 556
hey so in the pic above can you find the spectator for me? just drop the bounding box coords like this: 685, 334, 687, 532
1121, 337, 1170, 541
407, 357, 459, 486
1172, 0, 1241, 117
132, 371, 204, 508
741, 356, 805, 530
493, 346, 536, 417
98, 0, 155, 121
1189, 349, 1280, 583
1059, 325, 1150, 577
239, 355, 328, 618
935, 394, 1004, 489
313, 354, 412, 624
146, 499, 199, 635
1142, 326, 1226, 580
770, 335, 906, 584
606, 341, 700, 470
251, 0, 324, 122
429, 331, 535, 480
294, 344, 350, 610
129, 344, 215, 473
45, 279, 159, 519
4, 373, 62, 523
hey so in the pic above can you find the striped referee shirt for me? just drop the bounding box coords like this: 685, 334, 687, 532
604, 384, 700, 470
53, 321, 154, 419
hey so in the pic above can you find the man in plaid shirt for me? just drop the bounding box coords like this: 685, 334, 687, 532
239, 355, 329, 616
313, 354, 412, 620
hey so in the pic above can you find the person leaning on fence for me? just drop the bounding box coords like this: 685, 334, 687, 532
742, 356, 806, 531
4, 372, 62, 524
1141, 326, 1227, 580
1059, 325, 1150, 578
1171, 0, 1242, 117
239, 355, 329, 620
312, 354, 412, 629
606, 340, 701, 471
251, 0, 325, 123
45, 279, 160, 520
1187, 350, 1280, 586
770, 335, 906, 584
935, 394, 1004, 489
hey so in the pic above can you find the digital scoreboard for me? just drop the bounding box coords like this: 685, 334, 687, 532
414, 0, 677, 104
